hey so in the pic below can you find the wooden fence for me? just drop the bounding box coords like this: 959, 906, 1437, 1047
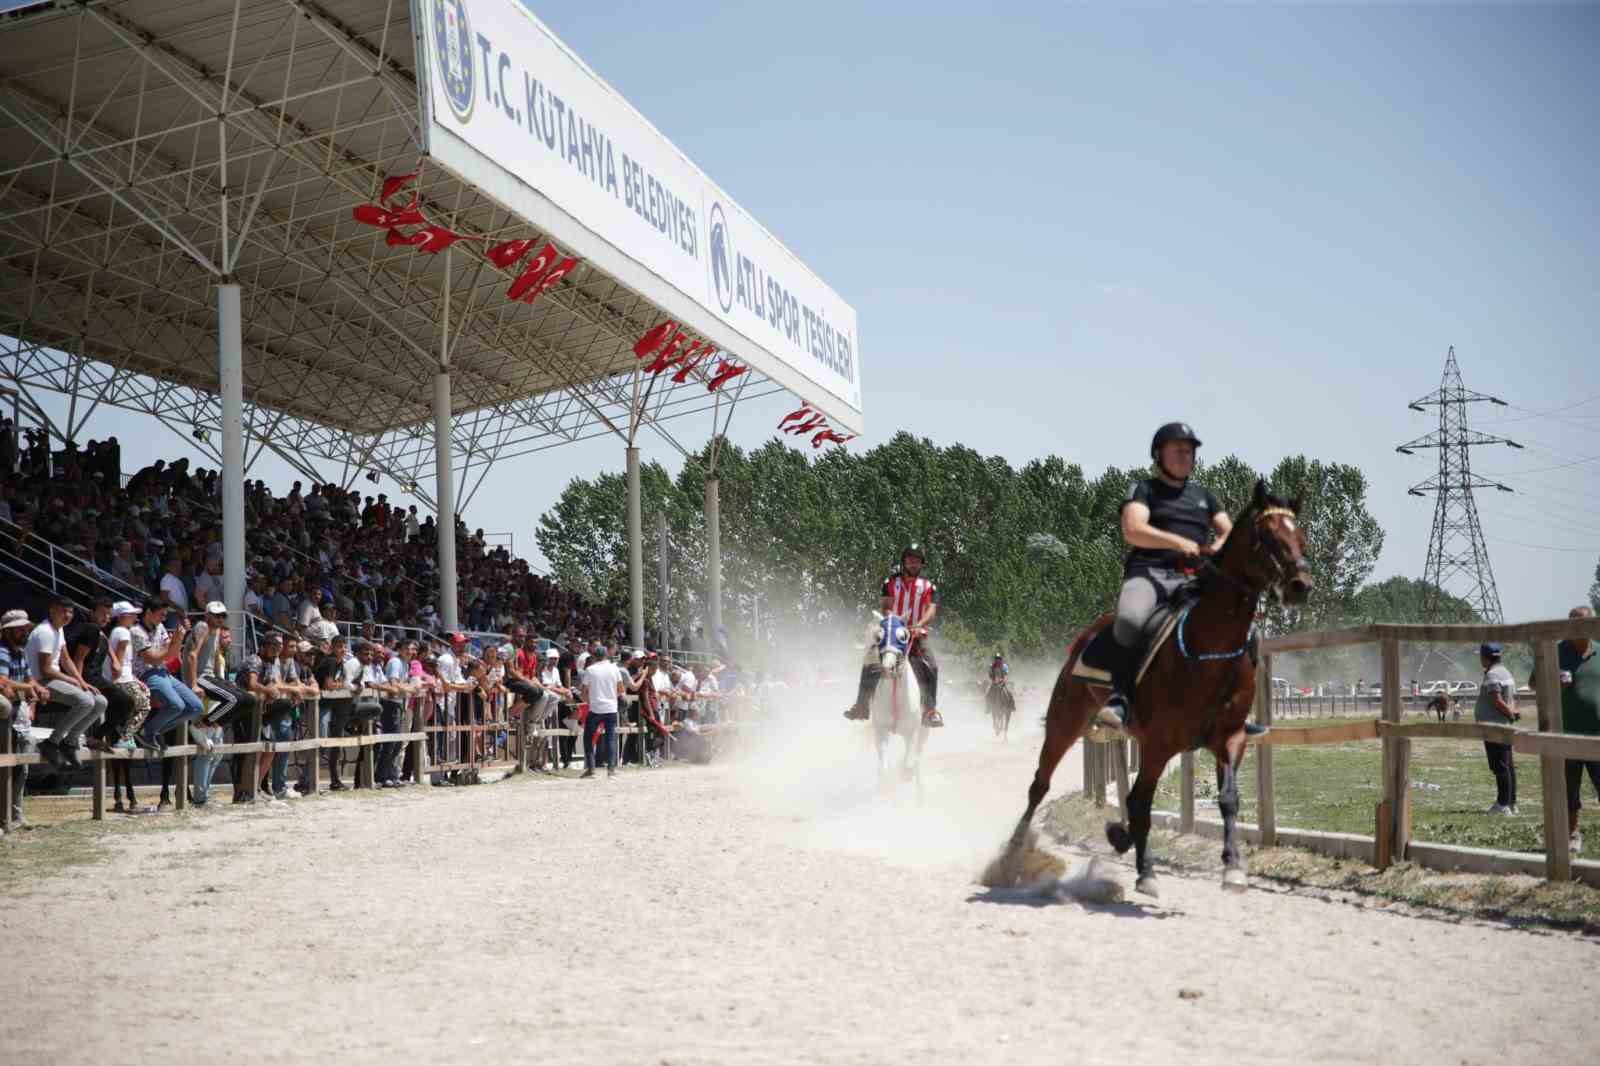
0, 699, 659, 829
1081, 615, 1600, 887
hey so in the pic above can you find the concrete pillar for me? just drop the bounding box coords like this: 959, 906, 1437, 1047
433, 368, 458, 633
655, 509, 670, 650
218, 284, 246, 652
626, 446, 644, 650
434, 249, 458, 632
705, 475, 722, 643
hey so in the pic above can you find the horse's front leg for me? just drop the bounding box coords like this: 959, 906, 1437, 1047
1215, 730, 1249, 892
1109, 745, 1171, 897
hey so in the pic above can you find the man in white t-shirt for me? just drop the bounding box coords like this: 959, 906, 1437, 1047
579, 644, 626, 779
157, 558, 189, 615
30, 596, 109, 769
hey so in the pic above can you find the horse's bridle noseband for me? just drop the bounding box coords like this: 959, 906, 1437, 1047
1252, 506, 1308, 602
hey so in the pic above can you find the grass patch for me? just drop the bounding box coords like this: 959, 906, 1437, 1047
1142, 717, 1594, 860
1041, 792, 1600, 934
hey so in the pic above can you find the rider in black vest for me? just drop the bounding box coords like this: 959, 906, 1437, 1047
1098, 422, 1266, 736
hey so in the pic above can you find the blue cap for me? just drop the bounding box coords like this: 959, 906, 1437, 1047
1479, 642, 1502, 657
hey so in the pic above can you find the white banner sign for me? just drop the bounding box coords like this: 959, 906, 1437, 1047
417, 0, 861, 422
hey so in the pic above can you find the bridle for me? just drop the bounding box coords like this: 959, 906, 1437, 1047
1194, 505, 1306, 607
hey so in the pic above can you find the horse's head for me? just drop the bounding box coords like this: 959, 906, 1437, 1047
876, 614, 911, 673
1230, 479, 1312, 606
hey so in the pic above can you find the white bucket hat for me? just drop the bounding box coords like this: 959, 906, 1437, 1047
110, 600, 139, 618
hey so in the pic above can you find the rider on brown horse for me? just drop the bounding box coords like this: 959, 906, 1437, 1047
843, 544, 944, 728
1096, 422, 1266, 736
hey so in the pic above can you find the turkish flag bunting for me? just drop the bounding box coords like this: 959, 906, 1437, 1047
788, 414, 827, 435
669, 342, 710, 383
352, 199, 424, 229
633, 320, 677, 359
504, 242, 561, 301
380, 171, 419, 205
642, 332, 688, 374
811, 429, 854, 448
707, 360, 748, 391
778, 403, 812, 429
385, 225, 478, 254
520, 256, 578, 303
486, 237, 539, 269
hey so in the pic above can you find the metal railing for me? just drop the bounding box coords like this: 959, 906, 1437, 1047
0, 513, 149, 610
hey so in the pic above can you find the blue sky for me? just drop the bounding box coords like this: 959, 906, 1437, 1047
34, 1, 1600, 621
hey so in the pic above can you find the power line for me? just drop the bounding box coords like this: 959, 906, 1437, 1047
1483, 536, 1600, 554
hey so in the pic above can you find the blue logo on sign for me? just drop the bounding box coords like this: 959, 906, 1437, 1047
708, 202, 733, 313
433, 0, 474, 124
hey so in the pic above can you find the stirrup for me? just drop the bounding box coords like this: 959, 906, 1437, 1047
1243, 721, 1269, 737
1096, 693, 1131, 730
842, 703, 869, 721
922, 708, 944, 728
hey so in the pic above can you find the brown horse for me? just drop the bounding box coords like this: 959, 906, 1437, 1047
1003, 480, 1311, 897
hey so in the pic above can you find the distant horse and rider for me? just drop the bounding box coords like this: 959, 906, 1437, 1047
993, 423, 1313, 897
862, 612, 930, 786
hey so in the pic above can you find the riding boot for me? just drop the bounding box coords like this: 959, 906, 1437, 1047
1095, 642, 1139, 730
843, 665, 879, 721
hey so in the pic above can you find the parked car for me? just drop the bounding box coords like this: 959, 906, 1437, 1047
1418, 680, 1452, 696
1449, 680, 1478, 697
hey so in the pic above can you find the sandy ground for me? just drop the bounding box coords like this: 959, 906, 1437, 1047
1, 702, 1595, 1066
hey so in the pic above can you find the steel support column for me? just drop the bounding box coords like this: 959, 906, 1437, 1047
218, 284, 246, 645
434, 251, 458, 632
434, 368, 458, 633
626, 445, 644, 650
705, 475, 722, 648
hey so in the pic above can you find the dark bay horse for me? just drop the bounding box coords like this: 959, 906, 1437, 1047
1002, 480, 1311, 897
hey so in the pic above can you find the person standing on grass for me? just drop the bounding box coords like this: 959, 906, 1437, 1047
1475, 642, 1520, 816
1531, 606, 1600, 855
579, 643, 626, 780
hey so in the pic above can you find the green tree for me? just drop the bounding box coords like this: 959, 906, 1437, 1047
1590, 556, 1600, 613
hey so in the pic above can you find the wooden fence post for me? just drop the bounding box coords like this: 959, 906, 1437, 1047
1378, 637, 1409, 867
1082, 739, 1094, 801
1179, 751, 1195, 833
173, 723, 188, 811
1255, 654, 1276, 847
1, 720, 14, 832
305, 698, 321, 796
1112, 739, 1131, 813
1534, 640, 1571, 881
92, 755, 105, 820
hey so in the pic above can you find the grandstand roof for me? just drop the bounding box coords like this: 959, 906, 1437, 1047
0, 0, 861, 501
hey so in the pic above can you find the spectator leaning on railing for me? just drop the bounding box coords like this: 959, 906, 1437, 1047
31, 594, 109, 769
1, 609, 51, 832
1532, 605, 1600, 855
130, 598, 204, 754
101, 601, 152, 744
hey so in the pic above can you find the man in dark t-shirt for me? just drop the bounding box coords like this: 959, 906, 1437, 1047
65, 597, 125, 745
1097, 423, 1264, 737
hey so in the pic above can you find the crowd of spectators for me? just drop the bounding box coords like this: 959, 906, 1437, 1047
0, 434, 631, 645
2, 432, 739, 833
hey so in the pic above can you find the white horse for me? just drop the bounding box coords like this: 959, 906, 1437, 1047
865, 613, 929, 786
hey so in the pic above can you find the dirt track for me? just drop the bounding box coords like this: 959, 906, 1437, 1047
1, 706, 1593, 1065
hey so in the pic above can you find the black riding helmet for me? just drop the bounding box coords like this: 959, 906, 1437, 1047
901, 543, 926, 565
1150, 422, 1201, 461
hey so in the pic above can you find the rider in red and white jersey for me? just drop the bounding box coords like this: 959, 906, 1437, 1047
843, 544, 943, 728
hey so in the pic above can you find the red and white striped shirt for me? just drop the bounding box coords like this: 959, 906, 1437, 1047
882, 574, 938, 622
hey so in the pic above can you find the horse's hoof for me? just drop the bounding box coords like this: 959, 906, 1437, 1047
1135, 875, 1159, 898
1105, 821, 1133, 855
1221, 867, 1248, 893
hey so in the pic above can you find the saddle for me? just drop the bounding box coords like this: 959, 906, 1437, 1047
1070, 584, 1203, 688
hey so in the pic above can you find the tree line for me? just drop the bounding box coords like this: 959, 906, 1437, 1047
535, 432, 1489, 674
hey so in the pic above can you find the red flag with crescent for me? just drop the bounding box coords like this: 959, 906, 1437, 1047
520, 256, 578, 303
778, 403, 812, 429
353, 199, 424, 229
486, 237, 540, 269
633, 321, 677, 360
707, 361, 748, 391
504, 242, 561, 301
380, 171, 419, 205
385, 225, 478, 254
